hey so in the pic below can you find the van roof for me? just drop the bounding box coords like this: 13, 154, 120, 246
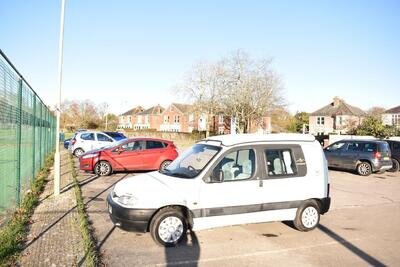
202, 133, 315, 147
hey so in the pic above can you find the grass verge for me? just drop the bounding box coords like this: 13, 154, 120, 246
69, 154, 100, 266
0, 154, 54, 266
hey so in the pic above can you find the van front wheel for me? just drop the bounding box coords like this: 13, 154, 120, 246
294, 200, 320, 231
150, 207, 187, 247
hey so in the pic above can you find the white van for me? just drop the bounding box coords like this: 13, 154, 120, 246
107, 134, 331, 246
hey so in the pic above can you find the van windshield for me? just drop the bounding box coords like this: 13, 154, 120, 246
160, 144, 221, 179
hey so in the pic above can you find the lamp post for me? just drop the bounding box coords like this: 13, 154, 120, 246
54, 0, 66, 196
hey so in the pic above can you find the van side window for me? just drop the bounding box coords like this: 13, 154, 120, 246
213, 149, 255, 181
265, 149, 297, 177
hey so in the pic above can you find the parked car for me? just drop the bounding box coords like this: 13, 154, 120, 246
107, 133, 331, 246
102, 131, 127, 141
386, 140, 400, 172
324, 139, 392, 176
79, 138, 178, 176
69, 131, 119, 157
64, 138, 71, 149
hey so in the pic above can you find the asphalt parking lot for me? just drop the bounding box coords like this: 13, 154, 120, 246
76, 160, 400, 266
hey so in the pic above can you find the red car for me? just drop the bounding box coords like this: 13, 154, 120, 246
79, 138, 179, 176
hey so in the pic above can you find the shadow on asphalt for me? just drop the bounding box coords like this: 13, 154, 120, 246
164, 230, 201, 267
317, 224, 385, 267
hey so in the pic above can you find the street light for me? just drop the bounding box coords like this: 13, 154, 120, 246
54, 0, 66, 196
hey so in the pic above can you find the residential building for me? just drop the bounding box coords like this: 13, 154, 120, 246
211, 113, 272, 134
160, 103, 195, 133
133, 105, 164, 130
382, 105, 400, 128
118, 106, 144, 129
309, 97, 365, 135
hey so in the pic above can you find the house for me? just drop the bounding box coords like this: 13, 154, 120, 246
382, 105, 400, 127
309, 97, 365, 135
133, 105, 164, 130
160, 103, 196, 133
210, 113, 272, 134
118, 106, 144, 129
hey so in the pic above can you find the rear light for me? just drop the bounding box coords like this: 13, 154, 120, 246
374, 152, 382, 159
71, 138, 76, 145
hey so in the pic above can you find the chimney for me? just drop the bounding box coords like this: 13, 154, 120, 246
333, 97, 341, 107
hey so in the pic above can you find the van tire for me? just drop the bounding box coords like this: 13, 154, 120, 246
150, 207, 187, 247
294, 200, 320, 231
388, 159, 399, 172
94, 161, 112, 176
74, 148, 84, 157
357, 162, 372, 176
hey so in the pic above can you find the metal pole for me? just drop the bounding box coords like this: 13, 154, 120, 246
16, 79, 23, 206
54, 0, 66, 196
32, 95, 36, 180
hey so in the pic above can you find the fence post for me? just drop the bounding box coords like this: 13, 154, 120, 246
39, 104, 42, 169
32, 95, 36, 180
16, 79, 23, 206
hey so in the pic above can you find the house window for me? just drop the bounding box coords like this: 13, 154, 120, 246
137, 115, 142, 124
218, 126, 225, 134
218, 115, 224, 124
174, 115, 180, 123
338, 116, 342, 126
317, 116, 325, 125
392, 114, 400, 125
189, 114, 194, 122
164, 115, 169, 123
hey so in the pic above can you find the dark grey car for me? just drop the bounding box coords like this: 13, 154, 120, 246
324, 139, 392, 176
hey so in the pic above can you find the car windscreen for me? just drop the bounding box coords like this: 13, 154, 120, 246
160, 144, 221, 179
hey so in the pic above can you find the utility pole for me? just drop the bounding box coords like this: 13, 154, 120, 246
54, 0, 66, 196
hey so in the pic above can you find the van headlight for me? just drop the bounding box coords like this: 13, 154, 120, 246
117, 194, 137, 206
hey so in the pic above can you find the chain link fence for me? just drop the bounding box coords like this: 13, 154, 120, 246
0, 50, 56, 219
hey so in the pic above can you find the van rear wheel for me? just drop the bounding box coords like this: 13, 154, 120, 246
294, 200, 320, 231
357, 162, 372, 176
150, 207, 187, 247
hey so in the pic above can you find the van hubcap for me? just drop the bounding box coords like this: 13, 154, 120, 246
301, 207, 318, 228
158, 216, 183, 243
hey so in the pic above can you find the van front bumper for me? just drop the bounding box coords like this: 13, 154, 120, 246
106, 194, 156, 232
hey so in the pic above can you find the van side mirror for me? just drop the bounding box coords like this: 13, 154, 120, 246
211, 170, 224, 183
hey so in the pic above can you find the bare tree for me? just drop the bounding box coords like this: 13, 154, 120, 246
176, 50, 285, 134
367, 106, 385, 119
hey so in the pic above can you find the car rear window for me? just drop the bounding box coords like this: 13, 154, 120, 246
80, 133, 95, 141
358, 142, 377, 152
378, 142, 390, 153
146, 140, 165, 149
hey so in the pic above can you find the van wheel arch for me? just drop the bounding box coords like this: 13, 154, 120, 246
147, 205, 194, 232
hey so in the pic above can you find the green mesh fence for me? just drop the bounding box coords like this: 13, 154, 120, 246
0, 50, 56, 217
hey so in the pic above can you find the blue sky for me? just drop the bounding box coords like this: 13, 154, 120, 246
1, 0, 399, 115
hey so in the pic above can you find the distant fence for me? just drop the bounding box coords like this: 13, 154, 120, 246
0, 49, 56, 217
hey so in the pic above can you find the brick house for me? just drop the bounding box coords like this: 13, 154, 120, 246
210, 113, 272, 134
382, 105, 400, 128
118, 106, 144, 129
309, 97, 365, 135
133, 105, 164, 130
160, 103, 196, 133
